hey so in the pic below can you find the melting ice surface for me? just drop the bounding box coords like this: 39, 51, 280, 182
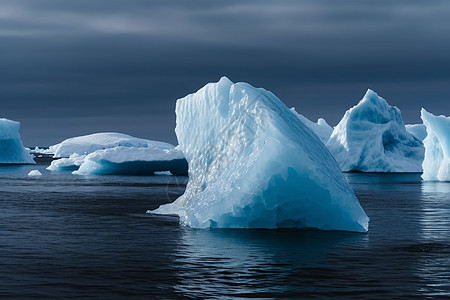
290, 108, 333, 144
421, 109, 450, 181
0, 118, 35, 164
152, 77, 369, 232
47, 133, 187, 175
327, 89, 424, 173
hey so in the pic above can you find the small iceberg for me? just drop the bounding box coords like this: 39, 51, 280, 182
0, 118, 35, 164
74, 146, 187, 175
421, 109, 450, 181
152, 77, 369, 232
28, 170, 42, 176
326, 89, 424, 173
47, 133, 187, 175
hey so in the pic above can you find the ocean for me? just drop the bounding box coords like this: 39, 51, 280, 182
1, 164, 449, 299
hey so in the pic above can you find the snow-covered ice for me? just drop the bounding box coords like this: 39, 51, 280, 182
290, 108, 333, 144
326, 89, 424, 173
47, 153, 86, 171
49, 132, 174, 158
152, 77, 369, 232
421, 109, 450, 181
0, 118, 35, 164
406, 124, 427, 141
47, 133, 187, 175
28, 170, 42, 176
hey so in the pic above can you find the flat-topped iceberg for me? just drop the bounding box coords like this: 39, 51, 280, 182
290, 108, 333, 144
49, 132, 174, 158
74, 146, 187, 175
326, 89, 424, 173
152, 77, 369, 232
0, 118, 35, 164
421, 109, 450, 181
47, 133, 187, 175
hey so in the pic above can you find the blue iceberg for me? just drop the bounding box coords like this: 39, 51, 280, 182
327, 89, 424, 173
47, 133, 187, 175
152, 77, 369, 232
0, 118, 35, 164
421, 109, 450, 181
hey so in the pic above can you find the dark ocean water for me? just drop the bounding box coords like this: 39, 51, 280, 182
1, 164, 449, 299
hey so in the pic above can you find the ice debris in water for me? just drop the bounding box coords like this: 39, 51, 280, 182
28, 170, 42, 176
152, 77, 369, 232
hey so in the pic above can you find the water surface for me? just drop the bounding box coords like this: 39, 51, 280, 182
0, 165, 449, 298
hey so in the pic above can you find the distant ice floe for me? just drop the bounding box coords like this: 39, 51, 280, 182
326, 89, 424, 173
0, 118, 35, 164
421, 109, 450, 181
152, 77, 369, 232
47, 133, 187, 175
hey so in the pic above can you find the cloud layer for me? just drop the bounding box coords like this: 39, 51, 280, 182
1, 0, 449, 145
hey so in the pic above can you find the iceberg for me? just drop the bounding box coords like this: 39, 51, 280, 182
326, 89, 424, 173
406, 124, 427, 141
47, 132, 188, 175
28, 170, 42, 176
421, 109, 450, 181
49, 132, 174, 158
47, 153, 86, 171
152, 77, 369, 232
74, 146, 187, 175
0, 118, 35, 164
290, 108, 333, 144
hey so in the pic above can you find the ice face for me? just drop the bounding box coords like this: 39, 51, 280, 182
290, 108, 333, 144
152, 77, 369, 232
49, 132, 174, 158
406, 124, 427, 141
0, 118, 35, 164
326, 89, 424, 173
74, 146, 187, 175
421, 109, 450, 181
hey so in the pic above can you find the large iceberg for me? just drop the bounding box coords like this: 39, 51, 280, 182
326, 89, 424, 173
47, 133, 187, 175
290, 108, 333, 144
0, 118, 35, 164
152, 77, 369, 232
421, 109, 450, 181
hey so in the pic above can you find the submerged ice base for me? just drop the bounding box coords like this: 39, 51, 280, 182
152, 77, 369, 232
0, 118, 35, 164
327, 89, 424, 173
421, 109, 450, 181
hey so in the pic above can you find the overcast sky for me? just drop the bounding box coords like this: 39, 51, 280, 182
1, 0, 449, 146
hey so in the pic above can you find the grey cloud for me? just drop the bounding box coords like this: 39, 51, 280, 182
0, 0, 449, 146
